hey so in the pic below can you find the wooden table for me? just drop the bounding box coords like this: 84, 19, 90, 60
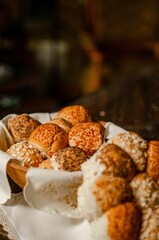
73, 68, 159, 141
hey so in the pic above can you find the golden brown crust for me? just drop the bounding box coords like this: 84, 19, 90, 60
38, 159, 54, 169
28, 123, 68, 157
7, 114, 41, 143
49, 117, 72, 133
92, 175, 132, 213
146, 140, 159, 181
69, 122, 105, 157
57, 105, 92, 126
7, 141, 48, 167
96, 144, 136, 182
52, 146, 87, 171
107, 202, 141, 240
109, 131, 148, 172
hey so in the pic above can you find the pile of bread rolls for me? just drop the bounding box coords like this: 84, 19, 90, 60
6, 105, 105, 170
5, 104, 159, 240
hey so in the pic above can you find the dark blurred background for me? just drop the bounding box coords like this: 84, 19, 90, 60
1, 0, 159, 118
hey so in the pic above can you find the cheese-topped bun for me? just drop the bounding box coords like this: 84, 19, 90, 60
69, 122, 105, 157
51, 146, 87, 171
7, 114, 41, 143
49, 118, 72, 133
57, 105, 92, 126
139, 208, 159, 240
80, 143, 136, 182
109, 131, 148, 172
7, 141, 48, 167
146, 140, 159, 181
38, 159, 54, 169
77, 175, 132, 221
130, 173, 159, 209
28, 123, 68, 157
91, 202, 141, 240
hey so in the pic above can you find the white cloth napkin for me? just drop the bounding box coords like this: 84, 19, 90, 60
0, 113, 127, 240
0, 193, 92, 240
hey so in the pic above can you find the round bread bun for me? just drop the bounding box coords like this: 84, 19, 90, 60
91, 202, 141, 240
51, 146, 87, 171
7, 141, 48, 167
69, 122, 105, 157
130, 173, 159, 209
7, 114, 41, 143
38, 159, 54, 169
108, 131, 148, 172
146, 140, 159, 181
77, 175, 132, 221
49, 117, 72, 133
57, 105, 92, 126
95, 143, 136, 182
139, 208, 159, 240
28, 123, 68, 157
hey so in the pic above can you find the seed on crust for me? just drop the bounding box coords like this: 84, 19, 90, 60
51, 146, 87, 171
95, 143, 136, 182
130, 173, 159, 209
7, 114, 41, 143
7, 141, 48, 167
57, 105, 92, 126
69, 121, 105, 157
109, 131, 148, 172
28, 123, 68, 157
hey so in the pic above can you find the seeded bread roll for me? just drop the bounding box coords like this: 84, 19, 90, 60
130, 173, 159, 209
38, 159, 54, 169
95, 143, 136, 182
7, 114, 41, 143
139, 208, 159, 240
51, 146, 87, 171
69, 122, 105, 157
80, 143, 136, 182
78, 175, 132, 221
109, 131, 148, 172
146, 140, 159, 181
28, 123, 68, 157
7, 141, 48, 167
57, 105, 92, 126
49, 118, 72, 133
91, 202, 141, 240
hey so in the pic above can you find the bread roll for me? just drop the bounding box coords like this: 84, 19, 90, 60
57, 105, 92, 126
109, 131, 148, 172
7, 114, 41, 143
38, 159, 54, 169
80, 143, 136, 183
77, 175, 132, 221
49, 117, 72, 133
28, 123, 68, 157
69, 122, 105, 157
91, 202, 141, 240
139, 208, 159, 240
130, 173, 159, 209
146, 140, 159, 181
7, 141, 48, 167
51, 146, 87, 171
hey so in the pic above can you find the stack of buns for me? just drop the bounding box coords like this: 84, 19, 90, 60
6, 105, 104, 170
77, 131, 159, 240
5, 104, 159, 240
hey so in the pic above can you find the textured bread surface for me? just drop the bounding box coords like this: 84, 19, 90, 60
28, 123, 68, 157
57, 105, 92, 126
